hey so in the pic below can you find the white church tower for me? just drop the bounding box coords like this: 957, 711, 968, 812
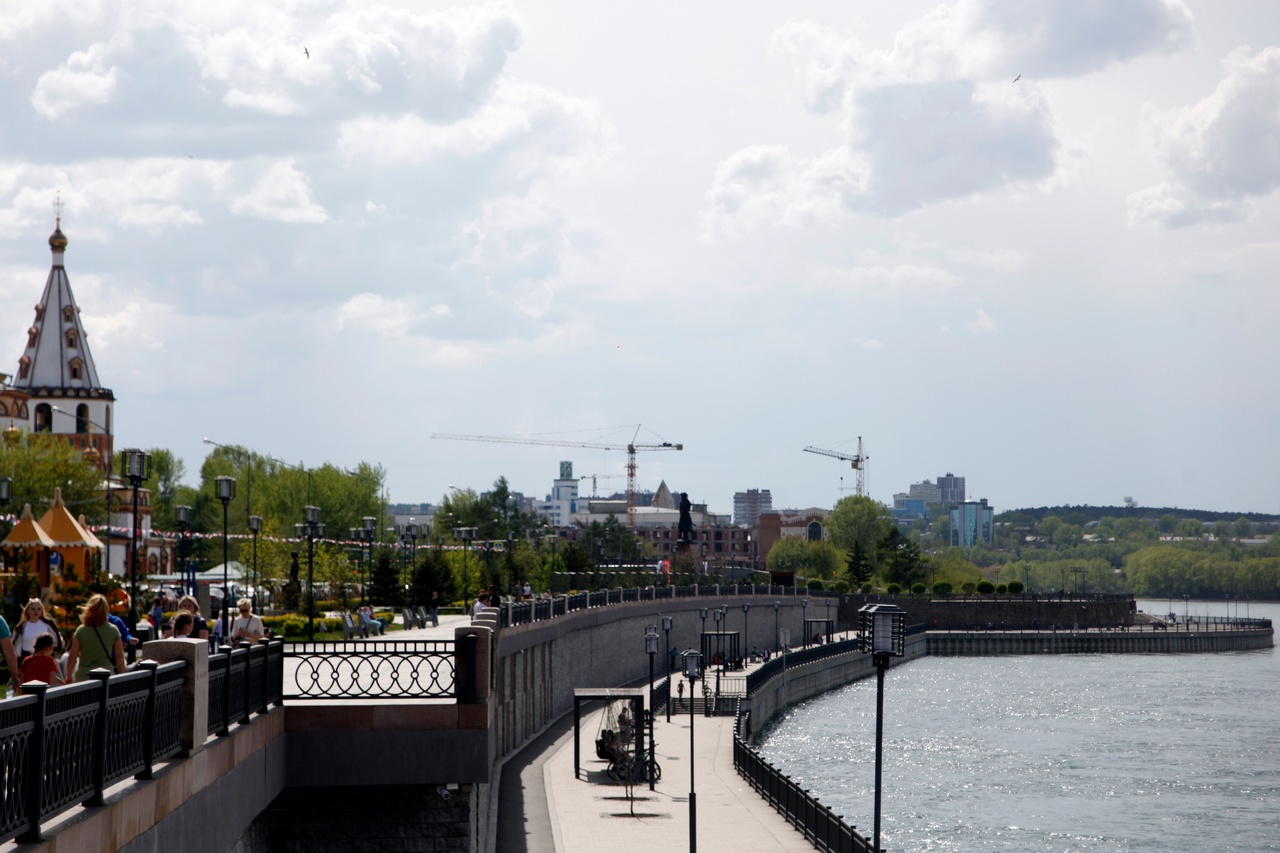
11, 214, 115, 470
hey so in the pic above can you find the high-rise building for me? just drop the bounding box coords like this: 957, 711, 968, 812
950, 499, 994, 547
938, 473, 965, 504
908, 479, 940, 504
733, 488, 772, 527
535, 461, 579, 526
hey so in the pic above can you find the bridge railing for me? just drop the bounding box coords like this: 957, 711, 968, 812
282, 639, 457, 701
496, 583, 820, 629
0, 659, 189, 845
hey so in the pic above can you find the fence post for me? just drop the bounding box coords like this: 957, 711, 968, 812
259, 642, 272, 714
455, 631, 478, 703
17, 681, 49, 843
86, 668, 113, 806
137, 660, 159, 780
219, 644, 232, 736
239, 642, 254, 718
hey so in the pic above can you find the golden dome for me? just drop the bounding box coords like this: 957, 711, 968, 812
49, 219, 68, 252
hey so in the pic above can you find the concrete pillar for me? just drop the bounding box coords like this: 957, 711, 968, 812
142, 637, 208, 755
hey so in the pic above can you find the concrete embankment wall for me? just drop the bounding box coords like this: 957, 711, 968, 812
742, 634, 928, 743
928, 628, 1273, 655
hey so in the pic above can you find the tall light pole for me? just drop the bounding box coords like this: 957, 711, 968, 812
685, 650, 702, 853
773, 601, 781, 655
405, 521, 419, 608
362, 516, 376, 606
859, 603, 905, 853
712, 607, 723, 704
645, 627, 658, 791
120, 448, 151, 632
248, 514, 262, 612
801, 597, 810, 646
661, 615, 673, 722
214, 476, 236, 641
298, 505, 322, 641
176, 505, 193, 595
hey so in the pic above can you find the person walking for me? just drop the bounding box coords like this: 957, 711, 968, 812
230, 598, 266, 643
65, 594, 125, 681
13, 599, 63, 663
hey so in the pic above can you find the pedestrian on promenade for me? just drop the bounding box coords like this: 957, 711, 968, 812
230, 599, 266, 643
430, 590, 440, 627
65, 594, 125, 682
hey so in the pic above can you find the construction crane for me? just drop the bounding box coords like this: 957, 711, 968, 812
804, 437, 869, 497
431, 426, 683, 528
579, 474, 619, 498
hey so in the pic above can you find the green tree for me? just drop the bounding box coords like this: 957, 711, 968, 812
846, 539, 873, 587
0, 433, 101, 521
878, 527, 928, 588
826, 496, 892, 564
766, 537, 843, 579
1234, 517, 1254, 540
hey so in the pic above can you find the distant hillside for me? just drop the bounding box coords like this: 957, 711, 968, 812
998, 505, 1280, 525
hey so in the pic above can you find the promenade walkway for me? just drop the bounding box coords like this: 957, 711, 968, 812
525, 701, 813, 853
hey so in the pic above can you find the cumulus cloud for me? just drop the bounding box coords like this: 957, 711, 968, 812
861, 339, 883, 350
229, 159, 327, 223
967, 308, 998, 333
1129, 46, 1280, 228
708, 0, 1193, 231
334, 293, 449, 336
31, 42, 120, 118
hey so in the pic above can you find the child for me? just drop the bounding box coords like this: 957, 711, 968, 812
18, 633, 64, 690
172, 613, 195, 638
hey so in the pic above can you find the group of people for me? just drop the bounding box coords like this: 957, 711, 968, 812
2, 593, 266, 693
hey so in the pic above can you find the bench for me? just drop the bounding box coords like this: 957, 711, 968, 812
341, 612, 369, 640
402, 608, 421, 629
417, 606, 431, 627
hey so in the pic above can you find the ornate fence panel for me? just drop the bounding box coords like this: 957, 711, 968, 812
283, 640, 456, 700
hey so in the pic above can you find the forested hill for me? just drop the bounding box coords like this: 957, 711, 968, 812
999, 506, 1280, 526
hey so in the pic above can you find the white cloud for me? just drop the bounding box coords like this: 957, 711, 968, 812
967, 308, 998, 332
31, 42, 120, 118
713, 0, 1193, 228
1129, 46, 1280, 228
334, 293, 449, 337
229, 160, 327, 223
861, 339, 883, 350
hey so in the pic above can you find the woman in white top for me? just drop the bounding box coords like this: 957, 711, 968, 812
229, 598, 266, 643
13, 599, 63, 661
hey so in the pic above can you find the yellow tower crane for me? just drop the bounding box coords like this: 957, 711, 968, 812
803, 437, 869, 497
430, 426, 683, 529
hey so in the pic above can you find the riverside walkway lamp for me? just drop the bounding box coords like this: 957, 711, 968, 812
297, 506, 322, 641
684, 649, 702, 853
214, 476, 236, 641
645, 627, 659, 791
121, 448, 151, 631
661, 615, 673, 722
859, 603, 905, 853
249, 514, 262, 611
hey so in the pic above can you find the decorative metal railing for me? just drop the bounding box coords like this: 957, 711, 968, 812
282, 640, 456, 700
500, 583, 820, 628
0, 659, 189, 845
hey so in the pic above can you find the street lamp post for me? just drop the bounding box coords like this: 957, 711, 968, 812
176, 505, 193, 595
248, 515, 262, 612
742, 603, 750, 654
299, 506, 322, 641
699, 607, 708, 657
859, 603, 905, 853
214, 476, 236, 642
685, 649, 702, 853
456, 527, 476, 605
661, 615, 673, 722
712, 608, 722, 704
120, 449, 151, 633
801, 597, 809, 646
405, 522, 420, 608
645, 628, 658, 791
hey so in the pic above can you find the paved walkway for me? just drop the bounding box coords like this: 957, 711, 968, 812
505, 701, 814, 853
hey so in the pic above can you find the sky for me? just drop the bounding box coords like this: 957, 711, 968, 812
1, 0, 1278, 517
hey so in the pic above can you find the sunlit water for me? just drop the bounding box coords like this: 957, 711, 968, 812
754, 600, 1279, 852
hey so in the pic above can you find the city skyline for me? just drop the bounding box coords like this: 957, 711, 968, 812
2, 1, 1278, 516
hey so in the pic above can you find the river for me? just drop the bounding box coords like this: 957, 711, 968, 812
753, 599, 1279, 852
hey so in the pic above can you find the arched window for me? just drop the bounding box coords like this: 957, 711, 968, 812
34, 403, 52, 432
69, 359, 82, 380
63, 306, 75, 322
66, 330, 78, 348
76, 403, 90, 434
806, 521, 823, 542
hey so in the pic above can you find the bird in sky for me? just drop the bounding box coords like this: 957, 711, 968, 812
304, 47, 310, 59
1013, 74, 1021, 82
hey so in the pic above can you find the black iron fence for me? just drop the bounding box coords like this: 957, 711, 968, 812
282, 640, 456, 700
208, 641, 283, 735
501, 583, 820, 628
0, 660, 188, 844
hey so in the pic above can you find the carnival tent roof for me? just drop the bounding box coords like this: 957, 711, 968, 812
37, 488, 102, 549
1, 504, 56, 549
77, 514, 105, 550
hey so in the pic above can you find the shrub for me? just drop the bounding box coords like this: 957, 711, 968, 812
806, 579, 826, 591
932, 582, 952, 598
910, 583, 927, 596
886, 583, 902, 595
961, 582, 977, 596
1007, 580, 1024, 594
831, 581, 850, 593
995, 583, 1008, 595
976, 580, 995, 595
860, 582, 874, 594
